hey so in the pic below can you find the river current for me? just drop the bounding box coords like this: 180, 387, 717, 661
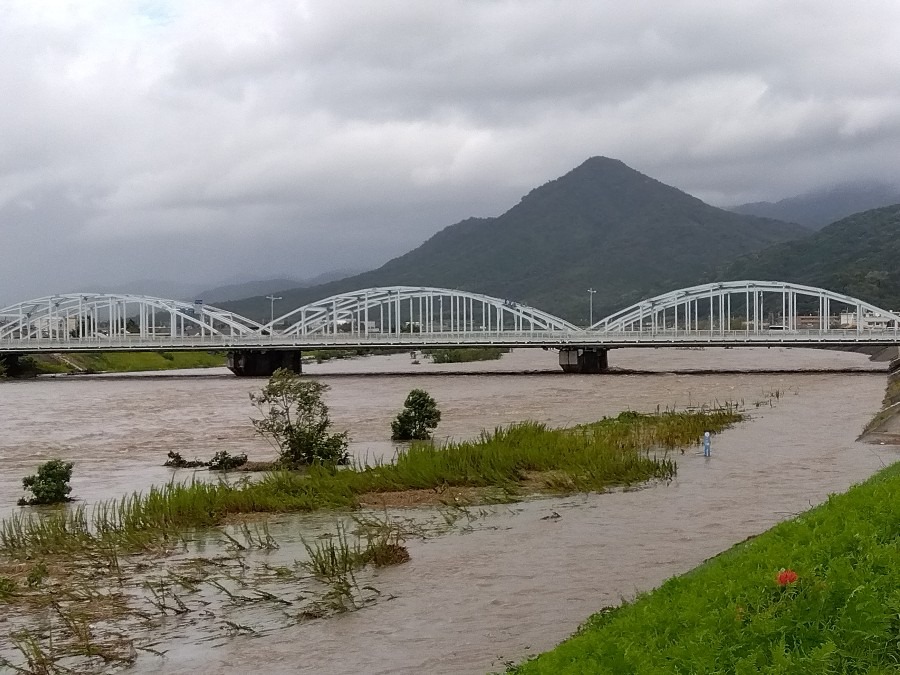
0, 347, 898, 673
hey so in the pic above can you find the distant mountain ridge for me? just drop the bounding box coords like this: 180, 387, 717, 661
730, 181, 900, 230
196, 269, 360, 305
221, 157, 809, 323
718, 204, 900, 311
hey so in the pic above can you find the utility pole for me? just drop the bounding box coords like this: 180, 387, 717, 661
266, 295, 282, 327
587, 288, 597, 327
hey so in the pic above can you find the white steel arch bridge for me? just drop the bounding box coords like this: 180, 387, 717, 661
1, 282, 898, 373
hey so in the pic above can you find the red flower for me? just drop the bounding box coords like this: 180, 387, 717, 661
776, 569, 799, 586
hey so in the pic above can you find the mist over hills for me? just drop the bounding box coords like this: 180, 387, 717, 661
730, 182, 900, 230
718, 204, 900, 312
222, 157, 808, 324
197, 270, 361, 306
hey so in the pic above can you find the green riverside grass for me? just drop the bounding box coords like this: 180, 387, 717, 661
425, 347, 508, 363
512, 461, 900, 674
0, 410, 740, 558
33, 351, 227, 374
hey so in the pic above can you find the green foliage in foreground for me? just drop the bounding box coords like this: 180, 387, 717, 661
513, 461, 900, 675
391, 389, 441, 440
18, 460, 73, 506
0, 410, 740, 558
425, 347, 507, 364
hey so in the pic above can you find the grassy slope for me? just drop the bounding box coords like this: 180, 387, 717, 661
34, 351, 226, 374
514, 461, 900, 674
865, 370, 900, 435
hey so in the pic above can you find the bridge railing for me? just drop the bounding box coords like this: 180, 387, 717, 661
1, 327, 898, 353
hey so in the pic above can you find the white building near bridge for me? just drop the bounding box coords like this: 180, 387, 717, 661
839, 310, 896, 329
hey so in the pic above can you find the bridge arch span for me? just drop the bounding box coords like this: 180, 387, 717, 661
270, 286, 578, 336
592, 280, 900, 334
0, 293, 264, 341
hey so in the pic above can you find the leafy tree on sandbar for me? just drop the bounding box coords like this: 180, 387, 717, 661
250, 368, 349, 467
18, 459, 74, 506
391, 389, 441, 441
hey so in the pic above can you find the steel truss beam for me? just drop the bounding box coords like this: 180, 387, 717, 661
591, 280, 900, 335
269, 286, 579, 336
0, 282, 897, 352
0, 294, 264, 341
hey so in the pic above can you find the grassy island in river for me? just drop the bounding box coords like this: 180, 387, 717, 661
0, 409, 740, 558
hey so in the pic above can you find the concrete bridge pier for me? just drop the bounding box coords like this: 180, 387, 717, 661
227, 349, 303, 377
0, 353, 28, 377
559, 347, 609, 374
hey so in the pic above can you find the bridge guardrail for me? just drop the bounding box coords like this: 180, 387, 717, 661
1, 327, 898, 353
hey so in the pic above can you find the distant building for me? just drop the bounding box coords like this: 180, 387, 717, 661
34, 315, 78, 336
839, 310, 895, 329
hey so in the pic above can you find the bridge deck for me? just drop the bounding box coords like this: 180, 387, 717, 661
2, 329, 898, 353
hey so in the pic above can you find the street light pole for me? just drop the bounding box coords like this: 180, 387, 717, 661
266, 295, 282, 327
587, 288, 597, 327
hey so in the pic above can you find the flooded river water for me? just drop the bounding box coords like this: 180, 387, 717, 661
1, 347, 898, 673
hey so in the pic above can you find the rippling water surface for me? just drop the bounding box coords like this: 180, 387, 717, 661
0, 347, 897, 673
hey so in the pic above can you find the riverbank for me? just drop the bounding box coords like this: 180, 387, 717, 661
1, 348, 896, 673
861, 367, 900, 443
513, 459, 900, 673
31, 351, 226, 375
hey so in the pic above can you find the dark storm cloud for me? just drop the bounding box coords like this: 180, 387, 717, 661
2, 0, 900, 304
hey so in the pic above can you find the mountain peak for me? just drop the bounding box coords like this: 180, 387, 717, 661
222, 157, 807, 323
511, 156, 706, 223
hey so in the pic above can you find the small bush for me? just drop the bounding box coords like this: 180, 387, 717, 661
391, 389, 441, 440
250, 369, 349, 467
426, 347, 506, 363
0, 576, 16, 599
163, 451, 206, 468
163, 450, 248, 470
208, 451, 248, 471
18, 459, 74, 506
26, 562, 48, 588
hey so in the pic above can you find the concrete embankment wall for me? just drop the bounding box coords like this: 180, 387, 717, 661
862, 364, 900, 443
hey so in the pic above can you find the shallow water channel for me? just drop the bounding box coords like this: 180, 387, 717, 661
1, 347, 898, 673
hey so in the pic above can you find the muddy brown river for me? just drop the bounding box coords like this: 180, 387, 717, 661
1, 347, 898, 673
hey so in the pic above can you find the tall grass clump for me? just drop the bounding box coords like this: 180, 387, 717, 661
300, 518, 411, 581
511, 461, 900, 674
0, 409, 741, 558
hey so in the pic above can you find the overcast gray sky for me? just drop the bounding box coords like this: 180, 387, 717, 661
3, 0, 900, 304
